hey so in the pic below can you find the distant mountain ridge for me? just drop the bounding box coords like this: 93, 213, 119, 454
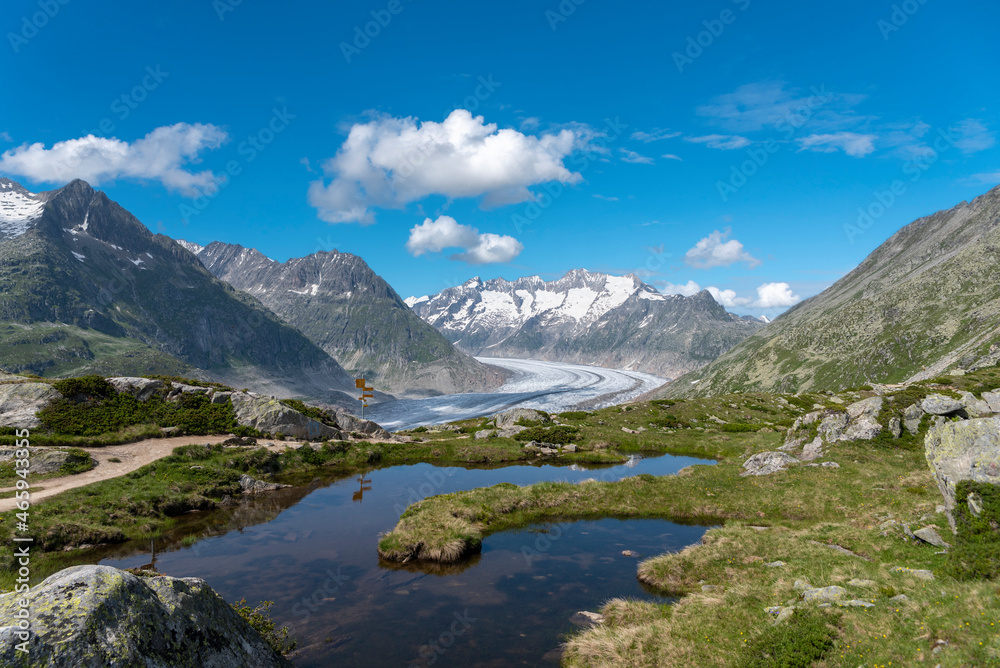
662, 183, 1000, 397
407, 269, 764, 379
183, 241, 504, 397
0, 178, 359, 405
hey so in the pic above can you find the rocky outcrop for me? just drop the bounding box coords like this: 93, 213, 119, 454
921, 394, 966, 416
107, 377, 165, 401
493, 408, 551, 430
230, 392, 344, 440
0, 382, 62, 429
0, 447, 94, 475
741, 452, 799, 477
239, 474, 291, 496
924, 417, 1000, 531
330, 408, 390, 439
0, 565, 291, 667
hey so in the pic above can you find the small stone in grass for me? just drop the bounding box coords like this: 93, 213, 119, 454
764, 561, 786, 568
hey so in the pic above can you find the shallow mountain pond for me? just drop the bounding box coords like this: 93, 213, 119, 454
95, 454, 712, 666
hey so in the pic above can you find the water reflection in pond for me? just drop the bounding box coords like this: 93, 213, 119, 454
98, 454, 713, 666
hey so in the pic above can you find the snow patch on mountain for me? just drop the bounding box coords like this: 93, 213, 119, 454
176, 239, 205, 255
0, 184, 45, 238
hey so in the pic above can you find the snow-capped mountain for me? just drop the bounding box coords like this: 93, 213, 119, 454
182, 241, 504, 397
407, 269, 765, 379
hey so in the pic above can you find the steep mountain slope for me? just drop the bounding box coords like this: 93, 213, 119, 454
663, 184, 1000, 397
185, 242, 503, 397
0, 178, 358, 404
407, 270, 764, 379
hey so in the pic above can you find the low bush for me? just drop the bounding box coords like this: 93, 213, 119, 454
945, 480, 1000, 580
739, 608, 839, 668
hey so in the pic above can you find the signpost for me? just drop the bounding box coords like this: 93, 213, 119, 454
355, 378, 374, 419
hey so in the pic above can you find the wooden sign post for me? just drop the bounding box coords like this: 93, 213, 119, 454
355, 378, 374, 419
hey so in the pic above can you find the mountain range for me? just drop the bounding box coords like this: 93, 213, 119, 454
662, 183, 1000, 397
181, 241, 503, 397
406, 270, 765, 379
0, 178, 360, 405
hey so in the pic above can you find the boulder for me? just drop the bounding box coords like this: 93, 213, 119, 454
924, 417, 1000, 530
903, 403, 924, 435
960, 392, 992, 418
0, 382, 63, 429
230, 392, 344, 440
791, 411, 823, 431
474, 429, 494, 440
107, 377, 165, 401
239, 474, 291, 495
0, 447, 94, 475
497, 425, 527, 438
922, 394, 965, 415
983, 390, 1000, 414
846, 396, 883, 422
330, 409, 391, 439
913, 526, 951, 548
842, 417, 882, 442
493, 408, 550, 430
0, 565, 291, 667
166, 383, 210, 397
569, 611, 605, 628
817, 412, 849, 441
888, 416, 903, 438
741, 452, 799, 477
800, 586, 847, 603
210, 390, 232, 405
800, 437, 824, 461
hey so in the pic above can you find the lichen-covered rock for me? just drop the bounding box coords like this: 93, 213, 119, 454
925, 417, 1000, 530
846, 396, 883, 421
330, 409, 390, 438
230, 392, 343, 440
0, 447, 94, 475
474, 429, 494, 440
497, 425, 527, 438
106, 377, 165, 401
800, 585, 847, 603
239, 473, 291, 495
960, 392, 993, 418
493, 407, 550, 430
817, 412, 849, 441
913, 525, 951, 548
842, 417, 882, 442
888, 416, 903, 438
903, 403, 924, 435
210, 390, 232, 405
741, 452, 799, 477
0, 565, 291, 667
800, 437, 824, 461
0, 382, 63, 429
983, 391, 1000, 414
922, 394, 965, 415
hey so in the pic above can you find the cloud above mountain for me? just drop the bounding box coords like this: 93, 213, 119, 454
308, 110, 587, 224
0, 123, 227, 196
406, 215, 523, 264
685, 229, 761, 269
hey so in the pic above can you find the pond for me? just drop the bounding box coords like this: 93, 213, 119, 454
97, 453, 713, 666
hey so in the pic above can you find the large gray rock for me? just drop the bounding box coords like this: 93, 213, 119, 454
960, 392, 992, 418
741, 452, 799, 477
0, 447, 94, 475
0, 565, 291, 667
493, 407, 550, 430
330, 409, 390, 438
230, 392, 343, 440
922, 394, 965, 415
0, 382, 63, 429
924, 417, 1000, 531
903, 403, 924, 435
239, 474, 291, 496
980, 390, 1000, 414
846, 396, 883, 421
842, 417, 882, 442
817, 412, 849, 441
800, 437, 824, 461
107, 377, 165, 401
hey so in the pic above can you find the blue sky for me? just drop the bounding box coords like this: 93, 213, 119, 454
2, 0, 998, 317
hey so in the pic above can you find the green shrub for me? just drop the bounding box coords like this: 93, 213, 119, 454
513, 425, 579, 444
51, 375, 117, 401
651, 399, 676, 409
231, 599, 296, 655
410, 426, 428, 433
945, 480, 1000, 580
652, 414, 689, 429
722, 423, 758, 433
279, 398, 339, 427
739, 608, 839, 668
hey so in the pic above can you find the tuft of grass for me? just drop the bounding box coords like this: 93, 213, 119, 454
739, 608, 840, 668
231, 599, 297, 656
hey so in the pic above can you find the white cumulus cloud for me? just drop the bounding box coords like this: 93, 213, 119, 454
797, 132, 877, 157
0, 123, 228, 196
685, 229, 760, 269
308, 110, 586, 224
406, 215, 523, 265
753, 282, 800, 308
706, 286, 751, 307
659, 280, 703, 297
